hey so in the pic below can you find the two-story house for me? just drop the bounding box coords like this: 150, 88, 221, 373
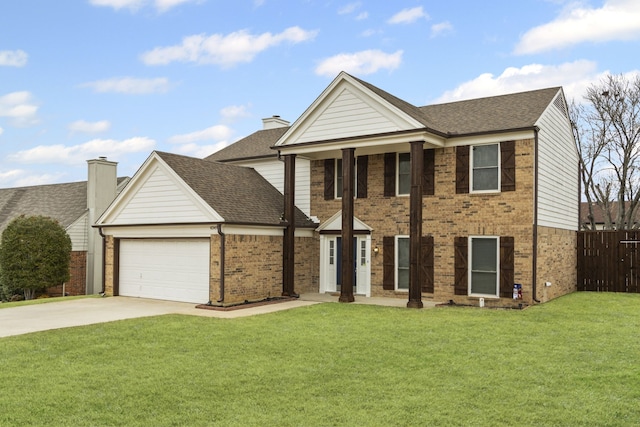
97, 72, 579, 307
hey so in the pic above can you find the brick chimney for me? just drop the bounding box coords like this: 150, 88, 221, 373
262, 115, 290, 130
86, 157, 117, 295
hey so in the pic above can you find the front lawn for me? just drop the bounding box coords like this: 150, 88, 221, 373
1, 292, 639, 426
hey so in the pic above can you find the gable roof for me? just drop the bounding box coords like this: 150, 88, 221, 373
419, 87, 562, 135
205, 127, 288, 162
0, 178, 128, 233
155, 151, 314, 227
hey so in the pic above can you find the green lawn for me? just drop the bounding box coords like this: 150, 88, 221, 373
1, 292, 639, 426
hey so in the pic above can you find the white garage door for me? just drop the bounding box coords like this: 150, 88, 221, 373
119, 239, 210, 304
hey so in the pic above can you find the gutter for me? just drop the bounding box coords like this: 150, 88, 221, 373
216, 224, 226, 304
532, 128, 541, 303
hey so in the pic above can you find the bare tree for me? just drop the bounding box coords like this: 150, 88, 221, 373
571, 73, 640, 230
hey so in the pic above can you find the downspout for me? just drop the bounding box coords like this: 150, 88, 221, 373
532, 129, 541, 303
216, 224, 226, 303
98, 226, 106, 294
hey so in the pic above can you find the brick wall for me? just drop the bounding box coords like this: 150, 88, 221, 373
295, 235, 319, 294
310, 139, 574, 305
221, 234, 283, 304
103, 235, 115, 296
536, 225, 577, 302
47, 250, 87, 296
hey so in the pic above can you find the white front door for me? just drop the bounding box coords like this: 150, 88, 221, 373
320, 235, 370, 296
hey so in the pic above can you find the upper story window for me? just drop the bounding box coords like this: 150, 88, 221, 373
397, 153, 410, 195
471, 144, 499, 192
456, 141, 515, 194
324, 156, 368, 200
335, 158, 357, 199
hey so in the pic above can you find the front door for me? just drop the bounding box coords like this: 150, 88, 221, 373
336, 237, 357, 293
322, 235, 370, 296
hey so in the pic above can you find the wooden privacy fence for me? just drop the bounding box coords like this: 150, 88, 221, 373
577, 230, 640, 293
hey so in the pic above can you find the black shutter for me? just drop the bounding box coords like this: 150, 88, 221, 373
454, 237, 468, 295
421, 235, 434, 293
456, 146, 469, 194
357, 155, 368, 199
423, 149, 435, 196
324, 159, 335, 200
383, 236, 395, 290
501, 140, 516, 192
384, 152, 396, 197
500, 236, 515, 298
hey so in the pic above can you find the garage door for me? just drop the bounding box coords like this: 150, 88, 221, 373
119, 239, 210, 304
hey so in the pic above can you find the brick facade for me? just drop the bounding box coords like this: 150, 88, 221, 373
47, 250, 87, 296
536, 225, 577, 302
309, 139, 575, 306
104, 236, 115, 296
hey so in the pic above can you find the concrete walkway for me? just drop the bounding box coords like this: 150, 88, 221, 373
0, 294, 438, 338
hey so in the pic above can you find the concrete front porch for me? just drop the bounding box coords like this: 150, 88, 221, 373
299, 293, 441, 308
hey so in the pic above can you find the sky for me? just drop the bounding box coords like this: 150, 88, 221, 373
1, 0, 639, 188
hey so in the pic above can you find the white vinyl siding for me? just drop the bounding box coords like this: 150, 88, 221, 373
297, 88, 403, 143
66, 212, 88, 251
112, 166, 212, 224
536, 92, 580, 230
238, 158, 311, 217
119, 239, 210, 303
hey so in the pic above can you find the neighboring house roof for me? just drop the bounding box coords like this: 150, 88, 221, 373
156, 151, 314, 228
580, 201, 640, 227
205, 127, 289, 162
0, 178, 129, 234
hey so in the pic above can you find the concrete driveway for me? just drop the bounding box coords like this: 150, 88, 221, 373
0, 296, 320, 338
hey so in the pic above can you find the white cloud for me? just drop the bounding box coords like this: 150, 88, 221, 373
515, 0, 640, 55
0, 169, 24, 182
140, 26, 318, 67
432, 60, 608, 103
431, 21, 453, 38
168, 125, 233, 144
338, 2, 360, 15
80, 77, 170, 94
0, 50, 28, 67
388, 6, 429, 24
88, 0, 198, 13
0, 91, 39, 126
356, 12, 368, 20
68, 120, 111, 134
172, 141, 230, 158
0, 126, 3, 136
220, 104, 251, 122
13, 172, 69, 187
8, 137, 155, 165
315, 49, 403, 77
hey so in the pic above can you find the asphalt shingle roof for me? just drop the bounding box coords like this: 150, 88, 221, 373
419, 87, 561, 135
0, 182, 87, 233
0, 178, 130, 234
205, 127, 288, 162
156, 151, 314, 228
